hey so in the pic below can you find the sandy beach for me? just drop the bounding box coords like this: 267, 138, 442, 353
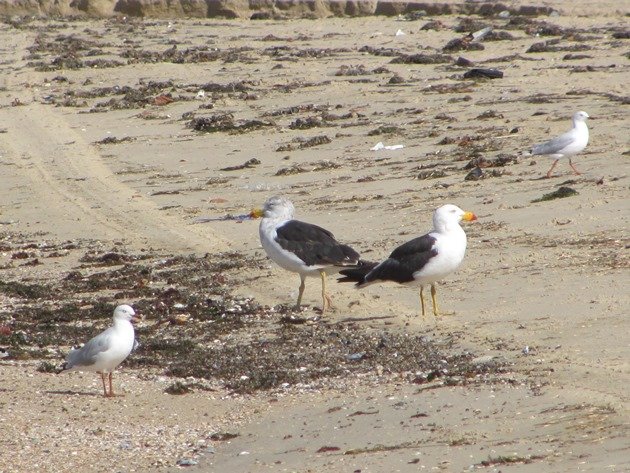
0, 2, 628, 472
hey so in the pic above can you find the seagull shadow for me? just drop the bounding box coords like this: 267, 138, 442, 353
45, 389, 104, 397
335, 315, 396, 324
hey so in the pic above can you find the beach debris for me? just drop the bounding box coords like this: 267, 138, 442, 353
153, 94, 174, 106
288, 116, 326, 129
527, 40, 591, 53
444, 26, 494, 53
36, 361, 59, 372
395, 29, 406, 37
463, 155, 518, 169
345, 352, 366, 361
465, 168, 508, 180
279, 314, 309, 325
371, 142, 404, 151
476, 110, 504, 120
368, 125, 403, 136
335, 64, 369, 76
165, 381, 193, 395
531, 186, 579, 202
176, 458, 198, 467
465, 167, 484, 181
388, 74, 405, 84
421, 20, 446, 31
220, 158, 261, 171
471, 355, 496, 365
416, 169, 447, 180
391, 53, 452, 64
193, 213, 253, 223
188, 114, 274, 133
316, 446, 341, 453
444, 37, 484, 52
274, 160, 339, 176
275, 135, 331, 151
209, 432, 239, 441
463, 68, 504, 79
455, 56, 474, 67
94, 136, 135, 145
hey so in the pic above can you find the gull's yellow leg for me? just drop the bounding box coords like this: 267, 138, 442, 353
296, 275, 306, 308
319, 270, 332, 313
431, 284, 440, 316
419, 286, 427, 317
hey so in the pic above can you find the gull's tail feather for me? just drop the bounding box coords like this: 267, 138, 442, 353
338, 260, 378, 286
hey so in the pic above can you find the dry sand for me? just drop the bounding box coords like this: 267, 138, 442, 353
0, 3, 629, 472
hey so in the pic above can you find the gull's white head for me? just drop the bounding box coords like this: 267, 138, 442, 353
113, 304, 139, 323
433, 204, 477, 231
573, 111, 589, 122
257, 196, 295, 220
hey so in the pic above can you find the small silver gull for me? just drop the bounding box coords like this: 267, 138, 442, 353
250, 196, 360, 313
531, 111, 589, 178
339, 204, 477, 317
62, 304, 140, 397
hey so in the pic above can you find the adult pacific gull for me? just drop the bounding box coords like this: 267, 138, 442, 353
531, 111, 589, 178
338, 204, 477, 317
61, 304, 140, 397
250, 196, 360, 313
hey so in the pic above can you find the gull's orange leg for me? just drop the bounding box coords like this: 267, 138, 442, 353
108, 373, 114, 397
99, 372, 108, 397
546, 159, 559, 178
568, 159, 581, 175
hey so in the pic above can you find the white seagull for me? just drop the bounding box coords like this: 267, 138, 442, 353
61, 304, 140, 397
530, 111, 589, 178
250, 196, 360, 313
339, 204, 477, 317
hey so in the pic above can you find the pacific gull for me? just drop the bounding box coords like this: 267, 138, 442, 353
339, 204, 477, 317
250, 196, 360, 313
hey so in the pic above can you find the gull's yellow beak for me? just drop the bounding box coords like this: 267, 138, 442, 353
462, 211, 477, 222
249, 208, 264, 219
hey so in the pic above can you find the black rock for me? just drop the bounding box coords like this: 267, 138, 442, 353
465, 167, 484, 180
463, 68, 503, 79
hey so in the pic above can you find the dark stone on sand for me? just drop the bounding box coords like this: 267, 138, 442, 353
464, 167, 484, 181
443, 38, 485, 52
455, 56, 475, 67
391, 53, 452, 64
463, 68, 503, 79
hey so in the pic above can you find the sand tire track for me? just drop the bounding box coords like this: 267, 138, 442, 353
0, 104, 228, 254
